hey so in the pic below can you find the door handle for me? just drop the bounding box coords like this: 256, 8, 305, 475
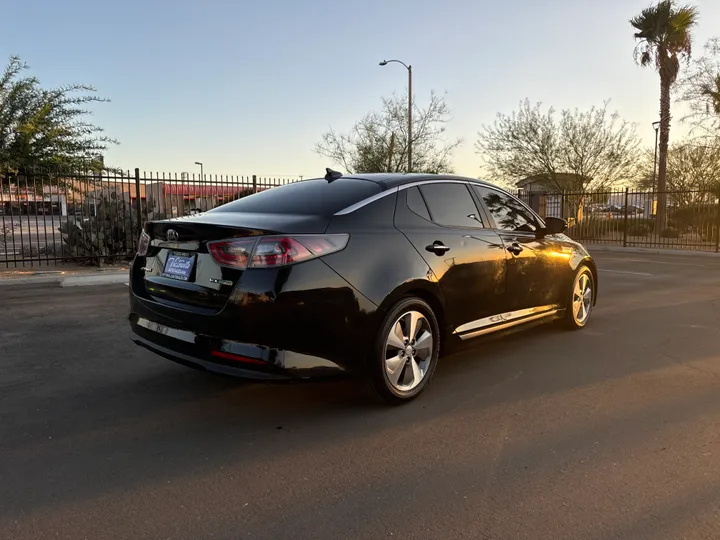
507, 242, 523, 255
425, 241, 451, 255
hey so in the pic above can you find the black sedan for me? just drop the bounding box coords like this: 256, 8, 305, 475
129, 171, 597, 404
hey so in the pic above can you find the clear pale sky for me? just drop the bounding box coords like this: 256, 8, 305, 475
4, 0, 719, 179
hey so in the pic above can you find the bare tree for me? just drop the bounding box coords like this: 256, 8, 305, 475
635, 139, 720, 205
678, 38, 720, 136
476, 99, 641, 193
315, 91, 462, 174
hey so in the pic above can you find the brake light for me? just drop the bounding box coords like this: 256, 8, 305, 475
207, 234, 349, 269
137, 230, 150, 256
300, 236, 340, 255
249, 235, 349, 268
208, 238, 256, 269
250, 237, 313, 267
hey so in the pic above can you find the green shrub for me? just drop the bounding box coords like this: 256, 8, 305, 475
660, 227, 681, 238
21, 245, 39, 257
0, 225, 11, 246
670, 204, 719, 242
58, 192, 155, 264
671, 204, 717, 229
568, 217, 609, 240
568, 218, 600, 240
698, 227, 718, 244
0, 222, 20, 246
39, 242, 74, 257
626, 218, 653, 237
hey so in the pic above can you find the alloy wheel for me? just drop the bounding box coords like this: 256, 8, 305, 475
384, 310, 434, 392
572, 272, 593, 325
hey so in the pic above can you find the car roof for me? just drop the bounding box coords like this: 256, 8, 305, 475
339, 173, 497, 191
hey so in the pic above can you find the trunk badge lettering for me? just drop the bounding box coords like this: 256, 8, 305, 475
209, 278, 234, 286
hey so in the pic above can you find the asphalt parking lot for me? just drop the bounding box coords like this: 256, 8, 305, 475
1, 251, 719, 540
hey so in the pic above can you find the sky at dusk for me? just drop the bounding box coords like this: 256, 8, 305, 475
4, 0, 720, 179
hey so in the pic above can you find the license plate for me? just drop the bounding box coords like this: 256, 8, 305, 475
162, 252, 195, 281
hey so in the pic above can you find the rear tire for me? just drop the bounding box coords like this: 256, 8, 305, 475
558, 265, 595, 330
368, 297, 440, 405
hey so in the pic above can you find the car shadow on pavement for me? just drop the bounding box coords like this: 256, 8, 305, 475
1, 285, 719, 523
3, 345, 719, 539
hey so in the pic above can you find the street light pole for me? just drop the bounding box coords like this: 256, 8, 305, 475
407, 65, 412, 174
651, 121, 660, 218
379, 59, 412, 173
194, 161, 203, 211
651, 122, 660, 193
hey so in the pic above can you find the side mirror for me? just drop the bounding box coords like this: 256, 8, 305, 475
541, 216, 567, 236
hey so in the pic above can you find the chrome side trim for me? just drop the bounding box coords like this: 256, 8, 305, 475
333, 186, 399, 216
455, 313, 505, 332
453, 304, 560, 338
333, 179, 481, 216
397, 179, 475, 191
457, 310, 559, 340
137, 318, 196, 343
152, 240, 201, 251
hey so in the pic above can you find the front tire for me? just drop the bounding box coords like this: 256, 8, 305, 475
369, 297, 440, 405
559, 265, 595, 330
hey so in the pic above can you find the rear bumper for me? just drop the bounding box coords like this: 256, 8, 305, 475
129, 313, 348, 380
128, 252, 385, 378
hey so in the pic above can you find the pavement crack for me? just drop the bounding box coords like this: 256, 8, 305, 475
661, 351, 720, 380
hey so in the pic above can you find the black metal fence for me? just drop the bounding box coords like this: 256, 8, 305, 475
0, 168, 299, 268
517, 188, 720, 252
2, 175, 720, 268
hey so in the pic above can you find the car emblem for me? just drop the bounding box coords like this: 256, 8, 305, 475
166, 229, 179, 242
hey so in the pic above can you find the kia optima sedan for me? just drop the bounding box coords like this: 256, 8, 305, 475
129, 171, 597, 404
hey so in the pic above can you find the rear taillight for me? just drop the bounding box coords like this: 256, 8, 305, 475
250, 235, 348, 268
208, 238, 256, 269
207, 234, 348, 269
250, 237, 314, 267
137, 230, 150, 256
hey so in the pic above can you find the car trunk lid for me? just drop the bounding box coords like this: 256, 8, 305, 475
136, 212, 329, 311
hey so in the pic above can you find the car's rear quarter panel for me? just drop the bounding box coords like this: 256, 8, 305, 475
130, 251, 379, 373
322, 191, 446, 330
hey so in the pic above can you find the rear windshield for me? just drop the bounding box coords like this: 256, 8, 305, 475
210, 178, 382, 215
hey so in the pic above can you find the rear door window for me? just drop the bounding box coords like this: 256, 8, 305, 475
419, 183, 484, 228
406, 187, 431, 221
211, 179, 382, 215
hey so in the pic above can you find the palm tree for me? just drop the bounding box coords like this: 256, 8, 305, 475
631, 0, 698, 230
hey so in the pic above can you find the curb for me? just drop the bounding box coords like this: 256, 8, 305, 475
586, 244, 720, 258
0, 272, 128, 288
61, 274, 129, 287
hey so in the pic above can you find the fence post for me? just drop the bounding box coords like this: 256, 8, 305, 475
623, 187, 629, 248
715, 191, 720, 254
560, 190, 565, 220
252, 175, 257, 194
134, 168, 142, 236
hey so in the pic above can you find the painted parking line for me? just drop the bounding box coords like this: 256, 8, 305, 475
599, 269, 653, 276
595, 257, 714, 268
